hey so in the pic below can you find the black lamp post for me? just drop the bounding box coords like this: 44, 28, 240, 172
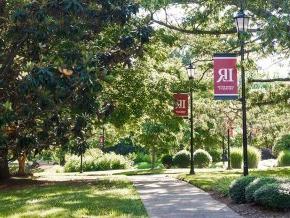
234, 8, 250, 176
187, 62, 195, 175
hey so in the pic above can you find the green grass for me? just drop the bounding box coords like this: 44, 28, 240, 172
118, 169, 165, 176
178, 167, 290, 197
0, 178, 147, 218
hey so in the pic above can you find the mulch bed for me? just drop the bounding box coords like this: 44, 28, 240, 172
210, 192, 290, 218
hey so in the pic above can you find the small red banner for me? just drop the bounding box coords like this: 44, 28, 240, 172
173, 93, 189, 117
214, 54, 238, 100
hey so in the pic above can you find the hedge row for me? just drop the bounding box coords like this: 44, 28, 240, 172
229, 176, 290, 209
161, 149, 212, 169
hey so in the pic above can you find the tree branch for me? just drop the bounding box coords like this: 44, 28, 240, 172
152, 18, 236, 35
249, 78, 290, 83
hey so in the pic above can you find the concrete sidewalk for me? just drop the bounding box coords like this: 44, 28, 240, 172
130, 174, 242, 218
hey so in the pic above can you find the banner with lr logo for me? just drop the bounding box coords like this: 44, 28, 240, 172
173, 93, 188, 117
213, 54, 238, 100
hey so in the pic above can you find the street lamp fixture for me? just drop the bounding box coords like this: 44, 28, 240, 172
187, 62, 195, 175
234, 9, 250, 33
234, 8, 250, 176
187, 63, 195, 80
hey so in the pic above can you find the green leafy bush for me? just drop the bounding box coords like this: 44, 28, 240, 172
248, 146, 261, 169
273, 134, 290, 157
230, 147, 243, 169
64, 151, 132, 172
245, 177, 278, 203
173, 150, 190, 168
136, 162, 151, 169
134, 152, 151, 163
193, 149, 212, 168
208, 149, 222, 163
229, 176, 257, 203
161, 154, 173, 169
277, 150, 290, 167
254, 182, 290, 209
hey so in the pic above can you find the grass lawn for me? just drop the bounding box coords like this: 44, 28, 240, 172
177, 167, 290, 196
0, 178, 147, 218
116, 168, 165, 176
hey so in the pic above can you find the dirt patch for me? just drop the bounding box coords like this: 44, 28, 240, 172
210, 192, 290, 218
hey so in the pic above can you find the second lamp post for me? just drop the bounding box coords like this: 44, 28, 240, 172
234, 8, 250, 176
187, 63, 195, 175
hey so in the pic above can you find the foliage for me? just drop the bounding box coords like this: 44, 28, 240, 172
0, 0, 153, 179
278, 150, 290, 167
254, 182, 290, 209
161, 154, 173, 169
0, 178, 147, 217
136, 162, 151, 169
208, 149, 222, 163
64, 150, 132, 172
248, 146, 261, 169
229, 176, 257, 204
230, 148, 243, 169
178, 167, 290, 197
105, 137, 145, 155
173, 150, 190, 168
273, 134, 290, 157
245, 177, 279, 203
133, 152, 151, 164
193, 149, 212, 168
261, 148, 275, 160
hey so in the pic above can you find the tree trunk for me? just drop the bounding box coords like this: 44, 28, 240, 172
151, 146, 156, 170
0, 147, 10, 180
18, 153, 27, 176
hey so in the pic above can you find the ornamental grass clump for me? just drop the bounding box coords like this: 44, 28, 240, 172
277, 150, 290, 167
229, 176, 257, 203
193, 149, 212, 168
248, 146, 261, 169
230, 147, 243, 169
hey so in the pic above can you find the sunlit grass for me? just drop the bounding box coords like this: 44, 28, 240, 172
116, 168, 165, 176
0, 178, 147, 218
178, 167, 290, 196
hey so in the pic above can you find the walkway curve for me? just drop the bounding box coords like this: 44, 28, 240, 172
130, 174, 242, 218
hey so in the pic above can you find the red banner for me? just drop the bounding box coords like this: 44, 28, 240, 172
214, 54, 238, 100
173, 93, 188, 117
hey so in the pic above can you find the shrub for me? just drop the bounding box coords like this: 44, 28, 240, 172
136, 162, 151, 169
208, 149, 222, 163
193, 149, 212, 168
248, 146, 261, 169
273, 134, 290, 157
64, 152, 132, 172
173, 150, 190, 168
261, 148, 274, 160
229, 176, 257, 203
230, 147, 243, 169
134, 152, 151, 163
245, 177, 278, 203
277, 150, 290, 167
254, 182, 290, 209
161, 154, 173, 169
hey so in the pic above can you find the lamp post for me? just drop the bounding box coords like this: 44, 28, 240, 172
234, 8, 250, 176
187, 63, 195, 175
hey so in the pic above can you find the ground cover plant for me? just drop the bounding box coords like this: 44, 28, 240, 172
177, 167, 290, 197
0, 178, 147, 218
